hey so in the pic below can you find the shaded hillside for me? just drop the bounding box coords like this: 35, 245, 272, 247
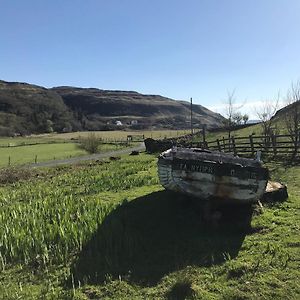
0, 80, 224, 136
52, 86, 225, 130
0, 80, 79, 136
273, 100, 300, 120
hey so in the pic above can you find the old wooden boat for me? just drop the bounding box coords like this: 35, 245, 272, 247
158, 147, 269, 204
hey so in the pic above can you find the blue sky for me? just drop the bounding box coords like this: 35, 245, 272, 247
1, 0, 300, 117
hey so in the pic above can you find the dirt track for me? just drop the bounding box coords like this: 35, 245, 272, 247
30, 142, 145, 168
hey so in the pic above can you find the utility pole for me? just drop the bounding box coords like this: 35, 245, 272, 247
190, 97, 194, 147
202, 124, 206, 144
190, 97, 193, 136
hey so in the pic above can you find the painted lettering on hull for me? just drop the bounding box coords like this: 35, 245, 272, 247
178, 163, 214, 174
171, 158, 267, 180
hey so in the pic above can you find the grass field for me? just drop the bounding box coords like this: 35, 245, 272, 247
0, 129, 191, 147
0, 143, 129, 167
0, 129, 190, 167
0, 143, 87, 167
0, 153, 299, 299
47, 129, 191, 141
0, 125, 266, 168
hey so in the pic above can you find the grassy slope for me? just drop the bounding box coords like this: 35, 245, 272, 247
0, 153, 299, 299
205, 117, 292, 143
205, 124, 262, 143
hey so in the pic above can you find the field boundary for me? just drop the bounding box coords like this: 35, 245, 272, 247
197, 133, 300, 158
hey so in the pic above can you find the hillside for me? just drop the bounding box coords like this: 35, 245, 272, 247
52, 86, 225, 131
0, 80, 224, 136
0, 80, 79, 136
273, 100, 300, 120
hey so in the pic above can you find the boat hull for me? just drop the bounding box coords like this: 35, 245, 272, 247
158, 149, 268, 204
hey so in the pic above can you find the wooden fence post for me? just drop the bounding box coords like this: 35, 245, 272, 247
217, 139, 221, 152
202, 133, 299, 159
8, 156, 11, 166
202, 124, 206, 145
35, 155, 37, 164
231, 137, 237, 156
249, 135, 254, 157
271, 134, 277, 156
222, 136, 226, 151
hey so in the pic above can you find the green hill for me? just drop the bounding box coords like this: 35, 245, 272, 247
0, 80, 225, 136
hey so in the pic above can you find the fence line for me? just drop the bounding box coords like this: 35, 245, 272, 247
0, 139, 134, 148
187, 133, 300, 158
0, 140, 73, 148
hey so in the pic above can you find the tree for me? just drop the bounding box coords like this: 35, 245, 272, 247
45, 120, 54, 133
242, 114, 249, 124
223, 90, 244, 139
255, 97, 279, 149
232, 112, 243, 125
283, 81, 300, 158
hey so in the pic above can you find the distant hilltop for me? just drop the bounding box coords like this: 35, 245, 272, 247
0, 80, 225, 136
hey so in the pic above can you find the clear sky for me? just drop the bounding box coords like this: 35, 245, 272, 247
1, 0, 300, 117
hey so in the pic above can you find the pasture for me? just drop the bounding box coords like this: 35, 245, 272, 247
0, 143, 86, 167
0, 129, 190, 147
0, 142, 129, 167
49, 129, 191, 141
0, 129, 190, 167
0, 153, 299, 299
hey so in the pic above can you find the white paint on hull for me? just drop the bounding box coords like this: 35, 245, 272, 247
158, 148, 268, 203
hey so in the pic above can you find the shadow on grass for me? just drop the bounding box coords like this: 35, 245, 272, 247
70, 190, 253, 286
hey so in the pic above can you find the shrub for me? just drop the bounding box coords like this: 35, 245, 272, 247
78, 133, 101, 154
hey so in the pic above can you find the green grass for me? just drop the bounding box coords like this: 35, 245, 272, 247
50, 129, 191, 141
205, 124, 262, 143
205, 117, 293, 143
0, 143, 87, 167
0, 129, 191, 167
0, 154, 299, 299
0, 143, 130, 167
0, 137, 64, 147
0, 129, 191, 147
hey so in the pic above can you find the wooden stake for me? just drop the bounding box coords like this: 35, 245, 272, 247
232, 137, 237, 156
249, 135, 254, 157
217, 139, 221, 152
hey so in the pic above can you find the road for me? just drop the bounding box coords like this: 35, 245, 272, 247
30, 142, 145, 168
